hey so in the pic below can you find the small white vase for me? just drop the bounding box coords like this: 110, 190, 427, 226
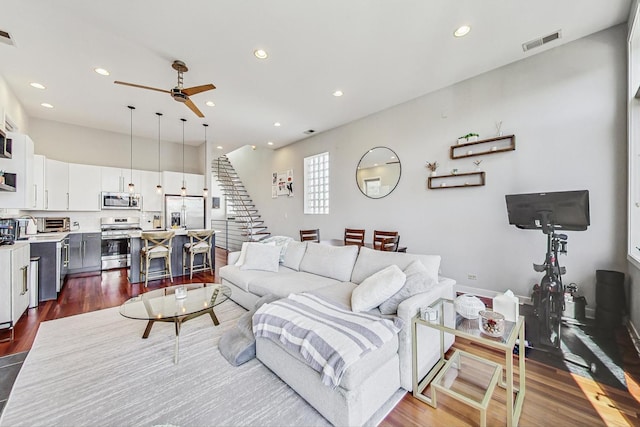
454, 294, 486, 320
431, 171, 437, 177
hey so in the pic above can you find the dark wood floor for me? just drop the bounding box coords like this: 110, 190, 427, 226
1, 247, 639, 426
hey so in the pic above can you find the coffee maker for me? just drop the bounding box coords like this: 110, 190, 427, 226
0, 219, 17, 245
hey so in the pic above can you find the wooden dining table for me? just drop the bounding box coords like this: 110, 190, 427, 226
321, 238, 407, 253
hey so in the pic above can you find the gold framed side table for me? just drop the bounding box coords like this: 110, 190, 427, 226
412, 297, 526, 426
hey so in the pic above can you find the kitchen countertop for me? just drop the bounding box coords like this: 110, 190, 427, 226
128, 228, 216, 238
24, 232, 70, 243
0, 241, 30, 251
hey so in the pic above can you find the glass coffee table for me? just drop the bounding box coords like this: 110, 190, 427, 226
119, 283, 231, 363
412, 297, 525, 426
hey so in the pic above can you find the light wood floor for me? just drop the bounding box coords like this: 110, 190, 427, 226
1, 247, 639, 426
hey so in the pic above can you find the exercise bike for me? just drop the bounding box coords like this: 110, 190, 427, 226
531, 222, 567, 349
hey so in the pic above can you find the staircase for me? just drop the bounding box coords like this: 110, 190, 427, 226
212, 155, 270, 251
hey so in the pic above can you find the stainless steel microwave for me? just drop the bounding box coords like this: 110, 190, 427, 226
101, 192, 142, 210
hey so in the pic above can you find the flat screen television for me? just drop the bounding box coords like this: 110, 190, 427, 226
505, 190, 590, 233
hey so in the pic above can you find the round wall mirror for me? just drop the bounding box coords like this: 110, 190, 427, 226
356, 147, 401, 199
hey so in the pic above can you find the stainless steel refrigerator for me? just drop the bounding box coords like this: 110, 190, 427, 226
164, 195, 205, 230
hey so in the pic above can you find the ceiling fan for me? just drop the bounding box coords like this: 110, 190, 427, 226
114, 60, 215, 118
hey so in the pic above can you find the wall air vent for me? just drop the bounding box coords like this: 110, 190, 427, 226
0, 29, 15, 46
303, 129, 316, 135
522, 30, 561, 52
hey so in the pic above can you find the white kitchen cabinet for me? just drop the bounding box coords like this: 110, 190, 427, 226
0, 242, 30, 336
44, 158, 69, 211
0, 133, 34, 209
68, 163, 101, 211
138, 169, 163, 212
101, 166, 140, 193
162, 171, 204, 196
32, 154, 45, 210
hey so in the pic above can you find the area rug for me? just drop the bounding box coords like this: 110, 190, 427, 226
0, 301, 404, 427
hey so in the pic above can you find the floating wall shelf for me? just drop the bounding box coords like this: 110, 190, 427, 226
428, 171, 485, 189
450, 135, 515, 159
0, 173, 16, 192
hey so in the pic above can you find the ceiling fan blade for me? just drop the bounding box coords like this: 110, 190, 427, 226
184, 98, 205, 118
182, 84, 216, 96
114, 81, 170, 94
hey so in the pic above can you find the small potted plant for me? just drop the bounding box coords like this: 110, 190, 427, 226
473, 160, 482, 171
458, 133, 480, 144
426, 161, 439, 176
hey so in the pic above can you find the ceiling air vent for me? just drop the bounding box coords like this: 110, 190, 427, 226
303, 129, 316, 135
0, 29, 15, 46
522, 30, 561, 52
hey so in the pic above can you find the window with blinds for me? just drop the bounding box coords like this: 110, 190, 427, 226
304, 152, 329, 214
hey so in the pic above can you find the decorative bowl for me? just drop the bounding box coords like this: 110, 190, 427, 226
479, 310, 505, 337
454, 294, 485, 320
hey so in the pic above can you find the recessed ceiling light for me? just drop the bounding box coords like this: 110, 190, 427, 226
454, 25, 471, 38
40, 103, 54, 108
216, 146, 223, 150
333, 90, 343, 97
274, 122, 281, 127
267, 141, 274, 146
30, 82, 45, 89
254, 49, 268, 59
205, 101, 215, 107
94, 67, 110, 76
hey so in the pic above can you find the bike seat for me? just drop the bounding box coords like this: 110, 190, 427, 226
533, 263, 546, 272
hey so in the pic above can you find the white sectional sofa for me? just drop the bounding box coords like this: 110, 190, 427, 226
219, 241, 455, 426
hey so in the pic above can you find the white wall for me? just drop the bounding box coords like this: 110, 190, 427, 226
28, 117, 203, 174
228, 25, 628, 309
0, 74, 29, 132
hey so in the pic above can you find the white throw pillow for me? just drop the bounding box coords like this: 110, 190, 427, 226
379, 260, 437, 315
239, 243, 281, 272
351, 265, 406, 313
261, 235, 294, 263
235, 241, 276, 267
282, 241, 307, 271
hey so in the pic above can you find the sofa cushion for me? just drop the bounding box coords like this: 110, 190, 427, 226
351, 265, 406, 313
299, 242, 359, 282
309, 282, 357, 310
248, 271, 341, 298
282, 241, 307, 271
379, 260, 438, 315
240, 243, 281, 272
350, 246, 440, 285
235, 241, 276, 266
219, 264, 297, 292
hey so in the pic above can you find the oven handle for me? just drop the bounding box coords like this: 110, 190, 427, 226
101, 235, 131, 240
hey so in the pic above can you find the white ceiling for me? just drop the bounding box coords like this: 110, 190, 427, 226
0, 1, 631, 151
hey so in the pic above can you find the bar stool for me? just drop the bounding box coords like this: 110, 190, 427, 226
140, 230, 175, 287
182, 229, 215, 279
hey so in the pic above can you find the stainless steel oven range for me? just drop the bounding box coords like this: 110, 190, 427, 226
100, 217, 141, 270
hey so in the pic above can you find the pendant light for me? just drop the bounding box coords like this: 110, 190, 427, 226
155, 112, 163, 194
128, 105, 135, 193
202, 123, 209, 197
180, 118, 187, 197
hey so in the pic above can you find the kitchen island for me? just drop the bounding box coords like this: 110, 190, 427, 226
128, 229, 215, 284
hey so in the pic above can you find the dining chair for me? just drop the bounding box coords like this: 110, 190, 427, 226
344, 228, 366, 246
140, 230, 175, 287
300, 229, 320, 243
373, 230, 400, 252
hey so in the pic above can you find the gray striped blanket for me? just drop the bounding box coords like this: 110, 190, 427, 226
252, 293, 403, 388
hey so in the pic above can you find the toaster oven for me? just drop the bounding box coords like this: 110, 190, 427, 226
36, 217, 70, 233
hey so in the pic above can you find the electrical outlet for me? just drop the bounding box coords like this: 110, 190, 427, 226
467, 273, 477, 280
